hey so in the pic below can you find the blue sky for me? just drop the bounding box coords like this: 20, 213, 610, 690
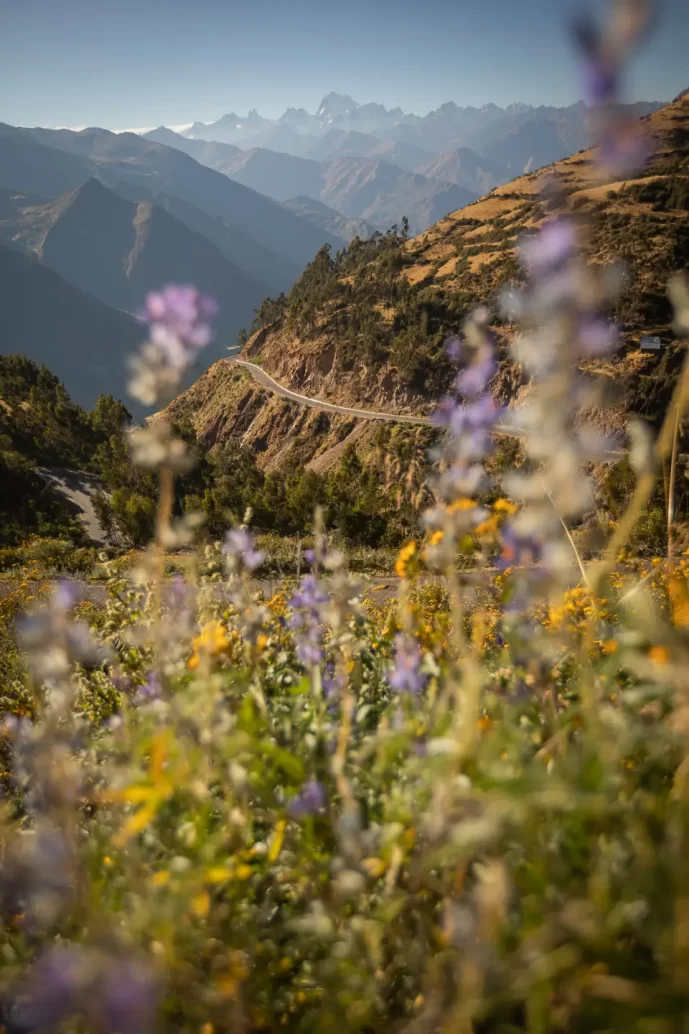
1, 0, 687, 130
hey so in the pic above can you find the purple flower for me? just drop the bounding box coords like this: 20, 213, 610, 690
388, 634, 427, 695
9, 948, 159, 1034
53, 579, 80, 611
223, 528, 264, 571
455, 355, 496, 398
578, 316, 619, 356
497, 525, 542, 571
290, 574, 329, 610
135, 672, 161, 701
137, 284, 217, 369
295, 626, 324, 667
520, 219, 577, 279
9, 945, 89, 1031
288, 779, 326, 817
99, 956, 159, 1034
446, 335, 463, 363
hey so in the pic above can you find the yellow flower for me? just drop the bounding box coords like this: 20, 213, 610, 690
188, 620, 230, 669
602, 639, 619, 655
428, 529, 444, 547
493, 498, 518, 515
648, 645, 670, 667
395, 540, 417, 579
448, 498, 477, 513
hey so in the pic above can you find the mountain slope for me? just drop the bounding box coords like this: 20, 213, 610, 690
144, 125, 476, 235
121, 188, 302, 294
215, 148, 325, 202
414, 147, 509, 194
319, 159, 476, 235
28, 178, 266, 360
0, 123, 95, 198
143, 127, 242, 172
165, 92, 689, 471
12, 125, 346, 270
280, 197, 376, 243
0, 243, 143, 408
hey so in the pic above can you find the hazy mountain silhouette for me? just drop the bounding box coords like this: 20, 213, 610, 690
7, 125, 346, 272
280, 197, 376, 243
0, 243, 143, 408
31, 178, 266, 359
414, 147, 509, 193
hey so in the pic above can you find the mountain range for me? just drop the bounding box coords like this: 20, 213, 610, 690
0, 90, 671, 414
0, 122, 343, 288
164, 91, 689, 474
145, 129, 476, 236
180, 92, 662, 171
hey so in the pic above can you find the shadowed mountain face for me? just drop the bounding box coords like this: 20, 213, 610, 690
144, 127, 242, 172
32, 178, 266, 359
112, 186, 302, 295
280, 197, 376, 243
213, 148, 326, 202
1, 124, 345, 278
0, 243, 143, 409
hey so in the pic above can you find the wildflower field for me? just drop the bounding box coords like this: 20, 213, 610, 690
3, 2, 689, 1031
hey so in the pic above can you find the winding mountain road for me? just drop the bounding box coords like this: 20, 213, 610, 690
233, 358, 625, 459
234, 358, 526, 437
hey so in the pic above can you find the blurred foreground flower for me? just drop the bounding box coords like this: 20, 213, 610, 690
288, 779, 326, 817
9, 945, 159, 1034
573, 0, 655, 176
129, 284, 217, 406
20, 581, 110, 684
224, 527, 265, 572
388, 634, 427, 694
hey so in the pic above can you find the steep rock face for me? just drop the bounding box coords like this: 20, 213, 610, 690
166, 92, 689, 470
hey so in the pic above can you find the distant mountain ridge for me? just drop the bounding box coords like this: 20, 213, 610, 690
0, 122, 345, 292
180, 93, 663, 167
144, 130, 477, 235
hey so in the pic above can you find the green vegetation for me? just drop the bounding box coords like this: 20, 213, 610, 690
0, 355, 419, 552
245, 226, 469, 393
0, 355, 128, 546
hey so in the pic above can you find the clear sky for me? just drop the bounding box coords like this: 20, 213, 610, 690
1, 0, 687, 130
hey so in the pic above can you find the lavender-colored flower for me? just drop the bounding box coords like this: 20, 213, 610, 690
19, 586, 110, 684
290, 574, 329, 610
388, 634, 427, 695
8, 944, 90, 1031
455, 354, 496, 398
288, 779, 326, 817
572, 5, 653, 176
520, 219, 577, 279
99, 956, 159, 1034
497, 525, 542, 571
223, 528, 264, 572
129, 284, 217, 406
295, 626, 324, 667
138, 284, 217, 359
578, 316, 619, 356
135, 672, 162, 701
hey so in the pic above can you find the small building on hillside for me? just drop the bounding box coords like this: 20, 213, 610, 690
640, 335, 664, 352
